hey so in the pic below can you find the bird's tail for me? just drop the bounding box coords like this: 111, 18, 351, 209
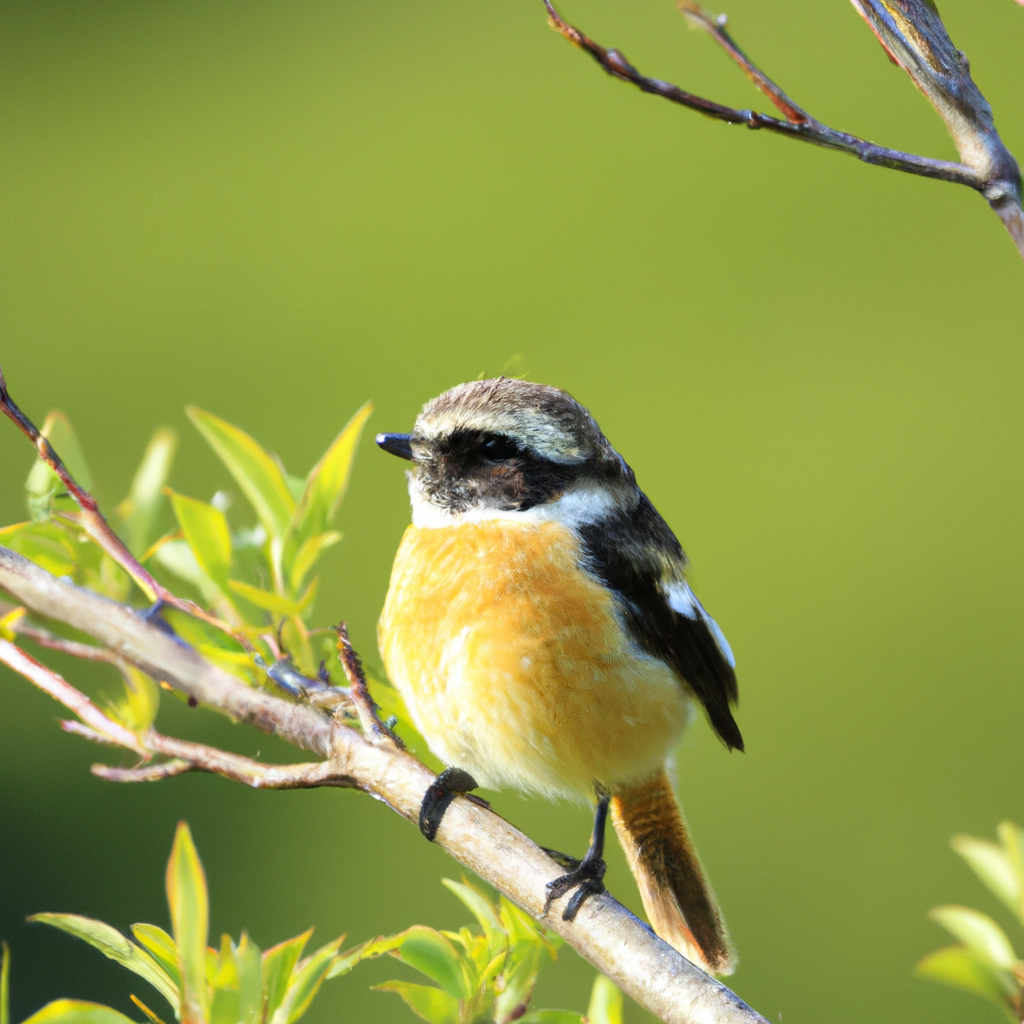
611, 768, 734, 975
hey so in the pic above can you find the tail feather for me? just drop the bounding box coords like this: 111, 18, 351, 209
611, 769, 734, 975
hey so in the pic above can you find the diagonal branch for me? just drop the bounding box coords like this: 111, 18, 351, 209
542, 0, 1023, 259
0, 544, 767, 1024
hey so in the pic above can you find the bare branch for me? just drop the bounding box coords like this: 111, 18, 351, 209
0, 543, 767, 1024
542, 0, 1023, 258
850, 0, 1023, 253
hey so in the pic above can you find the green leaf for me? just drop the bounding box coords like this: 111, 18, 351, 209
441, 879, 501, 936
268, 936, 344, 1024
187, 408, 295, 542
952, 834, 1021, 918
0, 606, 25, 643
495, 943, 543, 1024
211, 935, 238, 989
997, 821, 1024, 925
389, 927, 471, 1000
208, 987, 240, 1024
130, 925, 181, 993
118, 429, 178, 556
0, 522, 77, 577
372, 982, 460, 1024
586, 975, 623, 1024
165, 822, 209, 1024
20, 1001, 140, 1024
516, 1012, 585, 1024
30, 915, 179, 1015
287, 532, 341, 594
1, 942, 10, 1024
227, 579, 312, 618
169, 492, 233, 593
324, 938, 377, 981
109, 665, 160, 734
262, 929, 312, 1024
291, 403, 372, 545
915, 945, 1019, 1014
929, 906, 1018, 969
26, 412, 93, 521
235, 934, 262, 1024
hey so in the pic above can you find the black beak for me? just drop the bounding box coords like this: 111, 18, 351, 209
376, 433, 415, 461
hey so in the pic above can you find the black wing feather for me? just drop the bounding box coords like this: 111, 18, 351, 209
577, 494, 744, 752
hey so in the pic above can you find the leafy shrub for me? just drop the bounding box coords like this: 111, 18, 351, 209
0, 824, 621, 1024
917, 821, 1024, 1021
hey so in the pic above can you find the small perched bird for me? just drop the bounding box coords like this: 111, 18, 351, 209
376, 378, 742, 974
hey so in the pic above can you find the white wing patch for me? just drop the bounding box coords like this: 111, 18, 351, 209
666, 582, 736, 670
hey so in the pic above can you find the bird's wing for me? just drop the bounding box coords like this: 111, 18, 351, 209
659, 580, 743, 752
578, 493, 744, 751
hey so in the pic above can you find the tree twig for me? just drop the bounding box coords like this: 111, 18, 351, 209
334, 621, 401, 747
542, 0, 1023, 259
0, 367, 251, 641
0, 599, 123, 664
0, 637, 148, 756
0, 544, 767, 1024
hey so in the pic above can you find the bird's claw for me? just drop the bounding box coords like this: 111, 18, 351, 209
544, 855, 607, 921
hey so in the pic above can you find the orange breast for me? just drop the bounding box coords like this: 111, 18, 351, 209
377, 519, 691, 799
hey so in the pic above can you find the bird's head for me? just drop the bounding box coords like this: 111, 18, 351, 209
376, 378, 636, 527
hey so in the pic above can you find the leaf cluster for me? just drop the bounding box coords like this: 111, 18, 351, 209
0, 826, 622, 1024
917, 821, 1024, 1021
1, 401, 374, 730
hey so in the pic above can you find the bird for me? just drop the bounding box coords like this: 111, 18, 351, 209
376, 377, 743, 974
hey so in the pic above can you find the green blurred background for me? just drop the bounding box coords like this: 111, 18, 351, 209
1, 0, 1022, 1021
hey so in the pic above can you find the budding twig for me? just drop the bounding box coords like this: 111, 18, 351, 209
542, 0, 1023, 258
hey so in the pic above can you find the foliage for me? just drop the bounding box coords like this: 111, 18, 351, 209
0, 825, 621, 1024
917, 821, 1024, 1022
1, 400, 376, 726
0, 406, 630, 1023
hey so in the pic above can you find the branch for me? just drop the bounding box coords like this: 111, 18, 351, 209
0, 544, 767, 1024
542, 0, 1023, 259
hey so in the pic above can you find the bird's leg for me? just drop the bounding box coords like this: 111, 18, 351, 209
544, 790, 610, 921
419, 767, 482, 841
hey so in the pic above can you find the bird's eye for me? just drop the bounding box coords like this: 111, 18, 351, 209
480, 433, 519, 462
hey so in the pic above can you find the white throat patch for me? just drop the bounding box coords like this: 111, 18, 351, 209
409, 484, 620, 531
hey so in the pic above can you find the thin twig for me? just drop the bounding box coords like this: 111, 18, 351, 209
543, 0, 975, 184
334, 621, 400, 747
0, 600, 123, 664
677, 3, 809, 124
0, 637, 148, 755
542, 0, 1023, 257
0, 367, 251, 641
0, 544, 766, 1024
91, 758, 194, 783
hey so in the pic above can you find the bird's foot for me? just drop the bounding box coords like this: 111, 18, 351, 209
419, 767, 481, 841
544, 854, 607, 922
